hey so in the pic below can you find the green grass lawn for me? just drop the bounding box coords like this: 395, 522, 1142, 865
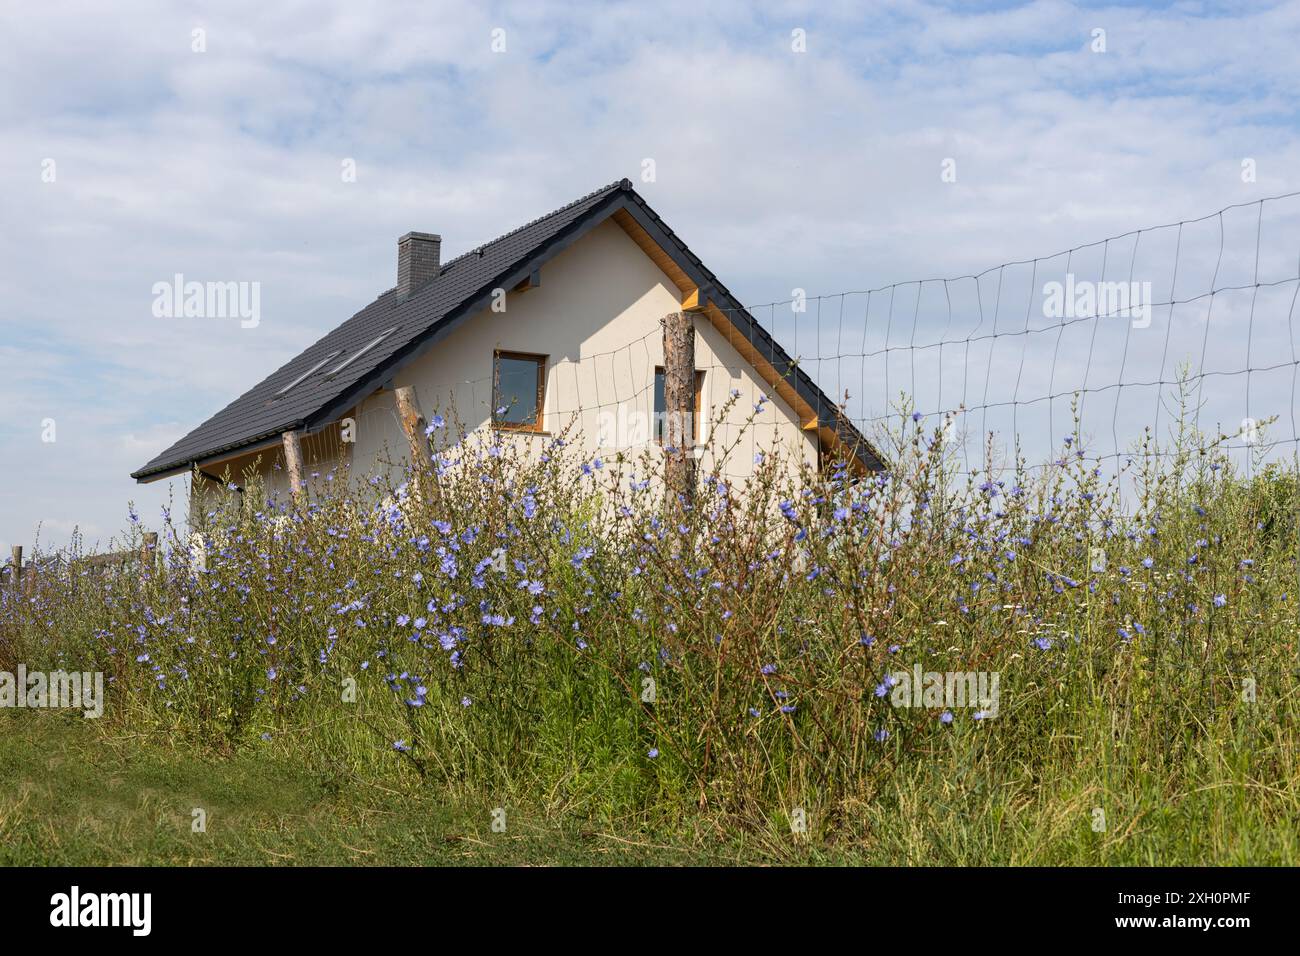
0, 711, 847, 866
4, 707, 1294, 866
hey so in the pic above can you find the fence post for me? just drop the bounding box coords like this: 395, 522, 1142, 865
140, 532, 158, 573
9, 545, 21, 596
282, 429, 306, 500
662, 310, 696, 509
394, 385, 429, 482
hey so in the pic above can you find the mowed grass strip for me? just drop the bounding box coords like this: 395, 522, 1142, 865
2, 709, 1294, 866
0, 712, 792, 865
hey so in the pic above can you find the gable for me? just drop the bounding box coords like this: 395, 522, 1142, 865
346, 217, 820, 484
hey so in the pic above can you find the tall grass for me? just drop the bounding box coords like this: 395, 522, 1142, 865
3, 388, 1298, 863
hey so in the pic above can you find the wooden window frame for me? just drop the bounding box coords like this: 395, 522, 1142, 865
654, 366, 705, 444
492, 350, 547, 432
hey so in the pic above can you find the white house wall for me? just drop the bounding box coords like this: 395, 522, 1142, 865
198, 217, 821, 514
347, 218, 817, 491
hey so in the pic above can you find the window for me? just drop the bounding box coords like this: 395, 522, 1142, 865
274, 350, 341, 397
654, 367, 705, 444
325, 327, 398, 380
493, 351, 546, 431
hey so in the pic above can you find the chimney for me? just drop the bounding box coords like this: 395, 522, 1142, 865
397, 231, 441, 302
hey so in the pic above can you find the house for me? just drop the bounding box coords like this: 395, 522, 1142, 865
131, 179, 883, 506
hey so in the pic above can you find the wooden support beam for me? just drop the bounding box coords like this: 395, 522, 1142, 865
393, 385, 429, 477
662, 310, 697, 509
681, 285, 710, 313
512, 268, 541, 293
282, 429, 306, 499
9, 545, 21, 595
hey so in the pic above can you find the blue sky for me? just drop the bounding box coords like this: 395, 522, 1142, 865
2, 0, 1299, 556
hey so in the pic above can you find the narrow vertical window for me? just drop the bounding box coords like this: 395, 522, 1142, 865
654, 367, 705, 443
493, 351, 546, 431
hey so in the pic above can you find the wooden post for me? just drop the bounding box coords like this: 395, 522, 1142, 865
140, 532, 158, 573
282, 430, 306, 499
394, 385, 429, 476
9, 545, 21, 595
662, 310, 696, 508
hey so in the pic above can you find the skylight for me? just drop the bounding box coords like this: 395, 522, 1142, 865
325, 327, 398, 380
275, 350, 341, 397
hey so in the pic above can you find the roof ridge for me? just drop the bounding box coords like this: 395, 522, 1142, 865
438, 178, 629, 273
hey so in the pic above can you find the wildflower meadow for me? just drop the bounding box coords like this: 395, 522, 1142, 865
2, 389, 1298, 866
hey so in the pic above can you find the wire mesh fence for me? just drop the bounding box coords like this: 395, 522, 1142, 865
731, 190, 1300, 479
383, 190, 1300, 494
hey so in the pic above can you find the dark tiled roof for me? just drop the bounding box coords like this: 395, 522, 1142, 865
133, 181, 627, 479
133, 179, 883, 480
